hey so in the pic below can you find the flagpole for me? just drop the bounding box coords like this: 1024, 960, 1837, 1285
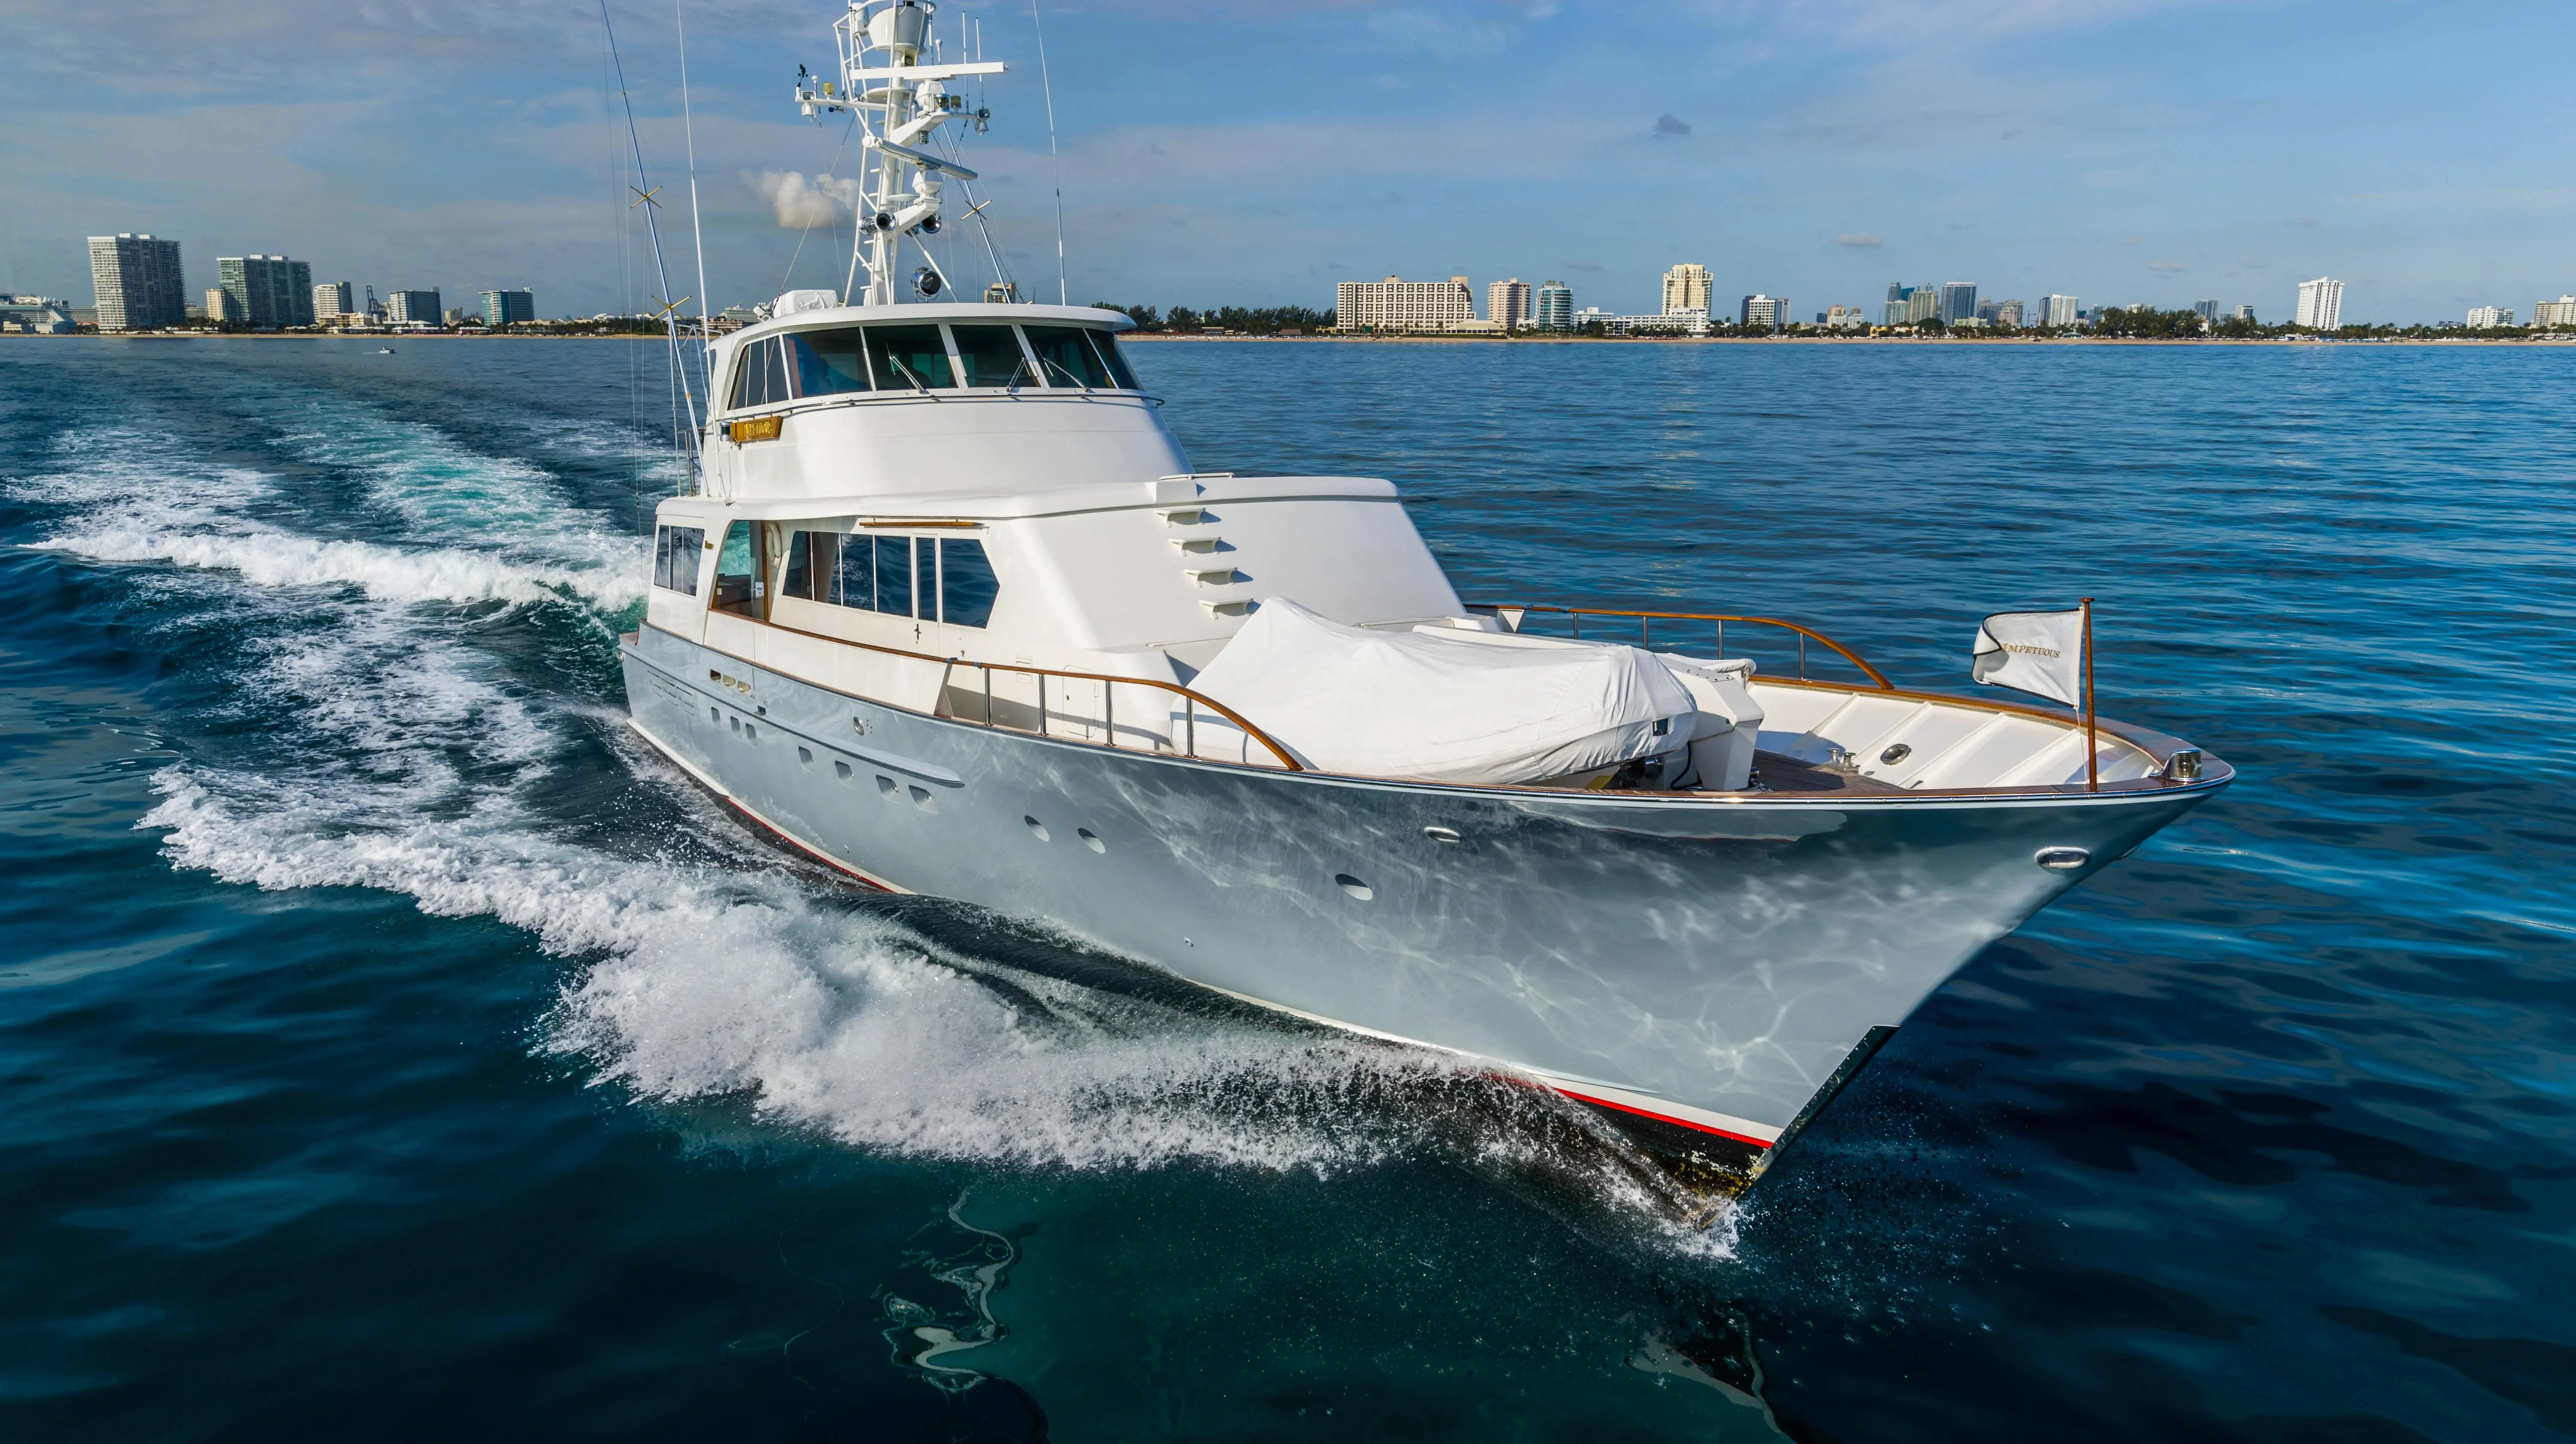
2082, 597, 2098, 792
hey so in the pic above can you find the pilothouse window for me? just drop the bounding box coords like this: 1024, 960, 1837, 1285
788, 330, 871, 396
1023, 326, 1111, 388
727, 337, 794, 409
952, 325, 1032, 388
653, 525, 706, 594
938, 538, 999, 627
779, 530, 1000, 628
864, 325, 954, 390
712, 521, 759, 615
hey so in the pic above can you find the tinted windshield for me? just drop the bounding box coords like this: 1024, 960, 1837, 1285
1023, 326, 1109, 388
951, 325, 1029, 388
864, 325, 954, 389
1092, 331, 1140, 390
788, 330, 871, 395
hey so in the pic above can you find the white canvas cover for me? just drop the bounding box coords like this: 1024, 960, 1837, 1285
1186, 599, 1696, 784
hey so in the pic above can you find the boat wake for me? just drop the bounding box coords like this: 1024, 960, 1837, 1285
21, 413, 1735, 1245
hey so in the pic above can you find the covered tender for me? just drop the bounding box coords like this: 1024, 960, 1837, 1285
1186, 599, 1725, 787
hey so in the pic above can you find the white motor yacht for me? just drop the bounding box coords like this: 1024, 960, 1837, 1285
618, 0, 2233, 1191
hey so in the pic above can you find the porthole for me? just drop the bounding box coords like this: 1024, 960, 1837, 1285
1880, 743, 1913, 766
909, 785, 936, 812
1335, 873, 1374, 901
729, 716, 740, 733
797, 746, 814, 765
1077, 828, 1105, 854
709, 706, 719, 723
744, 725, 756, 741
1025, 816, 1051, 841
2034, 846, 2091, 871
834, 761, 852, 779
876, 775, 897, 796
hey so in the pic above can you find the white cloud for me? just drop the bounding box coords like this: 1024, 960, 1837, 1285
752, 171, 862, 230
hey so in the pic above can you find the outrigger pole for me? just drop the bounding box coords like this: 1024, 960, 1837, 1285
601, 0, 704, 494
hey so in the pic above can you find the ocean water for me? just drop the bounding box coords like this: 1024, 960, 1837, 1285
3, 335, 2572, 1442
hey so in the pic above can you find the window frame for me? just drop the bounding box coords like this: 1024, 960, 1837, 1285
948, 323, 1040, 391
653, 523, 707, 595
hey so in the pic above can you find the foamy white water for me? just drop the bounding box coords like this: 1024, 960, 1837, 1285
16, 425, 643, 609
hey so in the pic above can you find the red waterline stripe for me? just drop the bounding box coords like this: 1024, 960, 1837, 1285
1484, 1068, 1775, 1149
1553, 1089, 1775, 1150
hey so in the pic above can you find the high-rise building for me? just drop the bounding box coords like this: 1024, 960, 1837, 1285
2230, 304, 2255, 322
87, 234, 187, 331
1334, 276, 1475, 333
1535, 280, 1573, 333
1485, 278, 1532, 332
314, 282, 355, 322
203, 286, 243, 323
1739, 295, 1788, 331
1908, 285, 1939, 324
2294, 277, 2344, 330
2466, 305, 2514, 328
218, 256, 315, 327
2041, 295, 2079, 327
2534, 296, 2576, 328
483, 289, 536, 326
386, 289, 443, 325
1938, 282, 1978, 324
1991, 299, 2025, 328
1661, 263, 1712, 316
2193, 299, 2219, 325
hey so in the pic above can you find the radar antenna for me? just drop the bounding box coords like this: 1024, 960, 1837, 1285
796, 1, 1007, 306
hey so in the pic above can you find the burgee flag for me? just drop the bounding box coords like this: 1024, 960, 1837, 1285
1971, 607, 2086, 707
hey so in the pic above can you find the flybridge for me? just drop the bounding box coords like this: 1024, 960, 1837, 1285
790, 0, 1009, 307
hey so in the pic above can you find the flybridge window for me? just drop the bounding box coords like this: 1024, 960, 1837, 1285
653, 524, 706, 594
780, 531, 999, 627
865, 325, 955, 390
728, 337, 793, 409
952, 325, 1032, 388
788, 331, 871, 396
1023, 326, 1111, 388
1091, 331, 1140, 390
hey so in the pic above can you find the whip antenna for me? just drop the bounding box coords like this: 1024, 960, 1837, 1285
1031, 0, 1067, 304
677, 0, 712, 389
599, 0, 701, 493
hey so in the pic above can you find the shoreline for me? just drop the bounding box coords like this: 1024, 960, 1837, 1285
11, 331, 2569, 349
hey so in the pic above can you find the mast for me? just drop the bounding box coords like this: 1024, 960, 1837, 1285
796, 1, 1005, 306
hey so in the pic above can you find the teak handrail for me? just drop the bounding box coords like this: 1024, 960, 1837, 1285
962, 656, 1304, 773
1466, 603, 1896, 690
710, 611, 1303, 771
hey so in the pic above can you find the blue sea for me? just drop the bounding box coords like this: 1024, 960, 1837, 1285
3, 336, 2572, 1441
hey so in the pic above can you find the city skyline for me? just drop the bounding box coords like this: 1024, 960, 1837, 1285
3, 2, 2571, 325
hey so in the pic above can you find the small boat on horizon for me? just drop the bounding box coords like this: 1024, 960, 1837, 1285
612, 0, 2233, 1194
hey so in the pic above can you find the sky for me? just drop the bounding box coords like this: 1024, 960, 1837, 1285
3, 0, 2569, 324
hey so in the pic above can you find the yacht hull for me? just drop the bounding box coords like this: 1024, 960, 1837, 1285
623, 625, 2218, 1175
